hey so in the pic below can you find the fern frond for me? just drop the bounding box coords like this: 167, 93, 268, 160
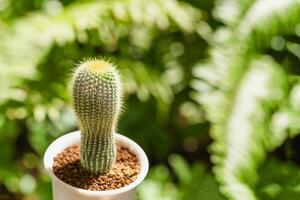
0, 0, 201, 103
194, 56, 290, 200
271, 80, 300, 139
193, 1, 300, 199
213, 0, 255, 26
238, 0, 300, 50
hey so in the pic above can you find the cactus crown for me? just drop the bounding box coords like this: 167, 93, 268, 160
72, 59, 122, 174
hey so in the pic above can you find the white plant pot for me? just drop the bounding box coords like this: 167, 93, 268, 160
43, 131, 149, 200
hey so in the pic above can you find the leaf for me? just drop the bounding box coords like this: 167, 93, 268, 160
169, 154, 192, 184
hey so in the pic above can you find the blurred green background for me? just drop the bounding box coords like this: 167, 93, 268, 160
1, 0, 300, 199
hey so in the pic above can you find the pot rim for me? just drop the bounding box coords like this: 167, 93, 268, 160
43, 131, 149, 196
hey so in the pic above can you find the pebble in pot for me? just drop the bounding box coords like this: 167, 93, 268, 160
44, 59, 149, 200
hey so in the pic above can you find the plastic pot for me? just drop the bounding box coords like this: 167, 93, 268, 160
43, 131, 149, 200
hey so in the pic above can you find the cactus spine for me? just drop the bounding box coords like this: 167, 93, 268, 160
72, 59, 122, 174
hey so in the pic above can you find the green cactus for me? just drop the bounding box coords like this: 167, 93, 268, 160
72, 59, 122, 174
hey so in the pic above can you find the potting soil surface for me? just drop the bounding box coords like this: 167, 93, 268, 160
53, 143, 140, 191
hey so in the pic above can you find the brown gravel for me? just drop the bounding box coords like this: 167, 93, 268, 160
53, 143, 140, 191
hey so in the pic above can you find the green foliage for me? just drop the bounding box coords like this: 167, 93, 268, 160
72, 60, 122, 174
1, 0, 300, 199
138, 154, 225, 200
0, 0, 208, 199
192, 0, 300, 199
255, 158, 300, 200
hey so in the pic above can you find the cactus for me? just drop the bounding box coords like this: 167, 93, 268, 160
72, 59, 122, 174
